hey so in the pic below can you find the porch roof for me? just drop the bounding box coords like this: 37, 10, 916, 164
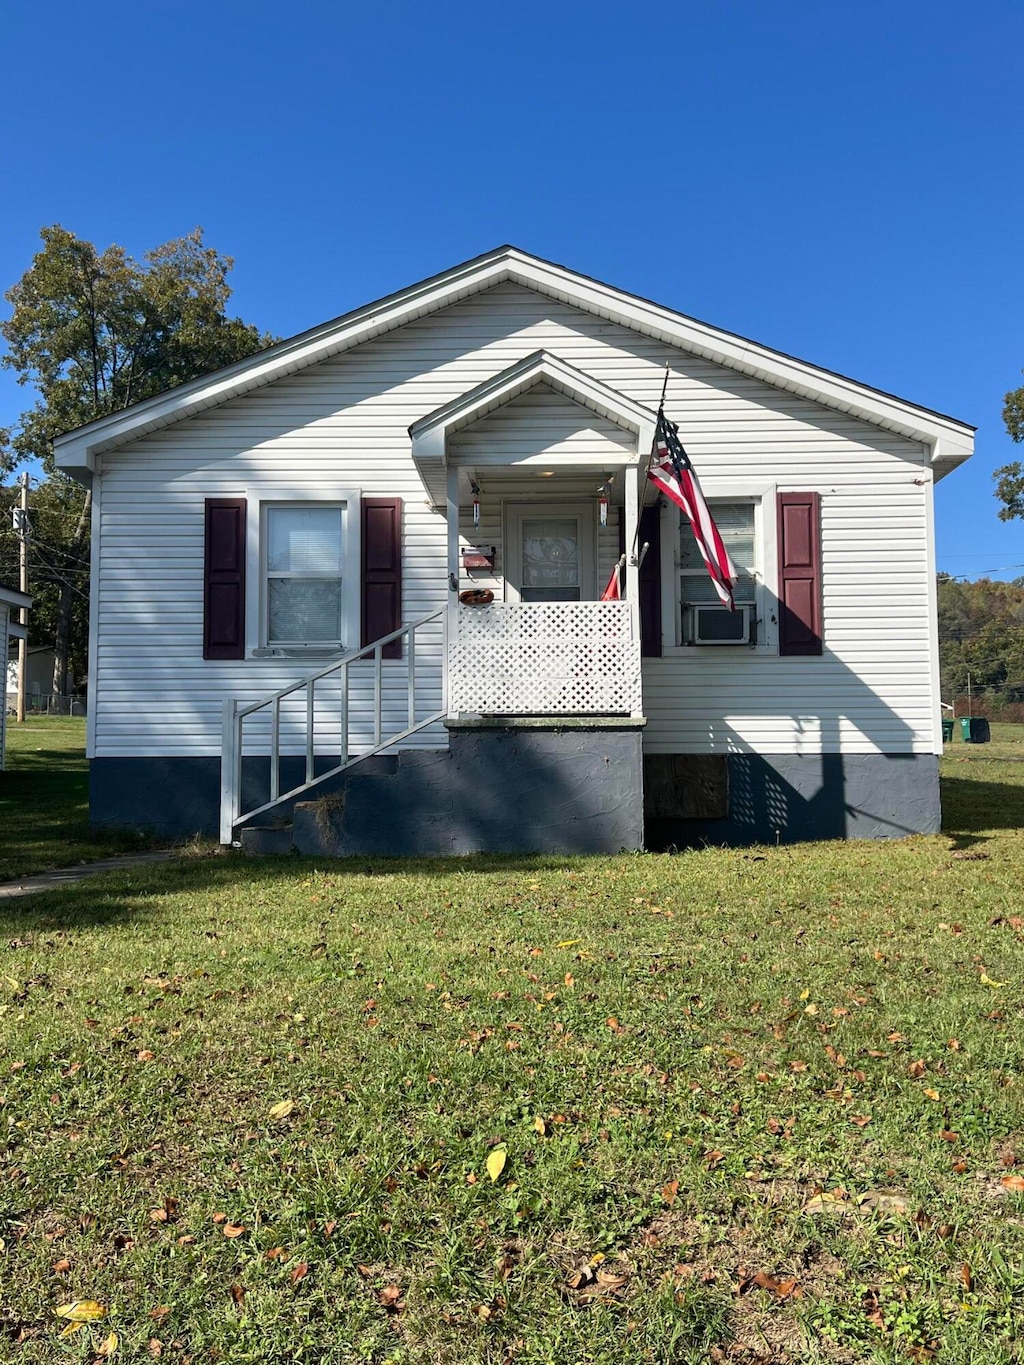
408, 350, 659, 506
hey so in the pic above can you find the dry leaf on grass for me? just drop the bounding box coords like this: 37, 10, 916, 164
222, 1223, 247, 1239
268, 1099, 295, 1122
378, 1284, 405, 1312
486, 1148, 507, 1183
1000, 1174, 1024, 1192
55, 1301, 107, 1323
290, 1262, 309, 1285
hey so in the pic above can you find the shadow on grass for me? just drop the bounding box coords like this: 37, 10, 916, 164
941, 773, 1024, 840
0, 850, 607, 933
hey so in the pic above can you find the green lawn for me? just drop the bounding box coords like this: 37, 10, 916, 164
1, 724, 1023, 1361
0, 717, 155, 880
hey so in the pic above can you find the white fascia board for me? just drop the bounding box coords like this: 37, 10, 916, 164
0, 586, 32, 612
53, 250, 516, 477
502, 252, 975, 468
53, 244, 975, 479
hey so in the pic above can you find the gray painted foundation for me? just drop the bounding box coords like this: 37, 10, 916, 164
90, 742, 940, 853
645, 752, 941, 848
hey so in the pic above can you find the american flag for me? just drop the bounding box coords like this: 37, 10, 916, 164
649, 408, 737, 609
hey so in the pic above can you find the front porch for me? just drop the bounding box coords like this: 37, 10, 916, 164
413, 349, 659, 722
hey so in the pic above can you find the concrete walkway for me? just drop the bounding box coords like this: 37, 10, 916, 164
0, 849, 186, 900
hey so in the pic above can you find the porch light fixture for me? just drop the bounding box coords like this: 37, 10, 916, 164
597, 478, 613, 528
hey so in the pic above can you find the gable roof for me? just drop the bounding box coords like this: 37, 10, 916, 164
409, 350, 659, 506
53, 245, 975, 480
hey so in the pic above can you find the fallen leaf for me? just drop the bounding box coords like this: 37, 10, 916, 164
378, 1284, 405, 1312
705, 1149, 724, 1170
533, 1116, 548, 1137
52, 1258, 71, 1274
980, 973, 1006, 988
264, 1247, 285, 1260
850, 1114, 872, 1127
486, 1148, 507, 1183
268, 1099, 295, 1122
748, 1271, 803, 1299
939, 1130, 959, 1142
908, 1059, 927, 1078
149, 1307, 171, 1322
229, 1284, 245, 1306
211, 1212, 227, 1224
961, 1263, 973, 1291
290, 1262, 309, 1285
148, 1339, 163, 1357
802, 1190, 847, 1215
923, 1088, 941, 1102
55, 1300, 107, 1322
222, 1223, 247, 1238
98, 1330, 119, 1357
1000, 1174, 1024, 1192
662, 1179, 679, 1206
136, 1050, 156, 1062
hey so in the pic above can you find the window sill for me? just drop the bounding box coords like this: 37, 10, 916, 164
250, 646, 346, 660
660, 644, 777, 657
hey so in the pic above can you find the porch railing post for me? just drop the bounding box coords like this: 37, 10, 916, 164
220, 698, 238, 846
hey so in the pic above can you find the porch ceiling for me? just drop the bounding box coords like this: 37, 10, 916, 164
409, 350, 658, 507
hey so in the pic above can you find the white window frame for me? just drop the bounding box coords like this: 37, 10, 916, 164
245, 488, 361, 657
502, 501, 598, 604
660, 481, 778, 655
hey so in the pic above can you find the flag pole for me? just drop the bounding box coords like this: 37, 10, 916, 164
631, 361, 671, 562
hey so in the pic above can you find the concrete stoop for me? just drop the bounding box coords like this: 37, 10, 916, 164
239, 718, 646, 857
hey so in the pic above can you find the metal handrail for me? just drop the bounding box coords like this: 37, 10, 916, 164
220, 609, 447, 844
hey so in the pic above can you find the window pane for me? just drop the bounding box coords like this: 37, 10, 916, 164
522, 518, 579, 590
679, 502, 755, 573
268, 578, 342, 642
267, 507, 342, 573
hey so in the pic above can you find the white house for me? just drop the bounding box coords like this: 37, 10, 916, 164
1, 584, 32, 770
53, 247, 974, 853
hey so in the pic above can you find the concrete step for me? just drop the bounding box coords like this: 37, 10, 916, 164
239, 824, 296, 855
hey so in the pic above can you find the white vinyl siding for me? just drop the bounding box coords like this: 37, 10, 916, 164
91, 281, 935, 759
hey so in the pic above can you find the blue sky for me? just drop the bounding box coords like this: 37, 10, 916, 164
3, 0, 1022, 578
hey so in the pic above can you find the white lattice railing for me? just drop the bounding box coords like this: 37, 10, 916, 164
448, 601, 643, 716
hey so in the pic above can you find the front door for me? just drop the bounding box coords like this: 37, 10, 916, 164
504, 503, 597, 603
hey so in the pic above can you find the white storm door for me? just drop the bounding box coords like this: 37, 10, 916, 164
504, 503, 596, 603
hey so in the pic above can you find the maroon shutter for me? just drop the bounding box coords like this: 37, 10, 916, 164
777, 492, 822, 656
618, 503, 662, 656
203, 498, 246, 660
362, 497, 403, 659
638, 504, 662, 657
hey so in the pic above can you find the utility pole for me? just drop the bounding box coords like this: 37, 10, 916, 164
15, 472, 29, 724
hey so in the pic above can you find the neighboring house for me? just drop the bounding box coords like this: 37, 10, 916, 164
1, 584, 32, 770
5, 646, 74, 711
54, 247, 975, 853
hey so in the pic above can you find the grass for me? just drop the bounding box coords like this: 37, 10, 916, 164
0, 724, 1023, 1361
0, 718, 155, 880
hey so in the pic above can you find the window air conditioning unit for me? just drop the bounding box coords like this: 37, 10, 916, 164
691, 604, 752, 645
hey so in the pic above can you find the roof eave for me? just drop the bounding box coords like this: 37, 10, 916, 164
53, 243, 975, 475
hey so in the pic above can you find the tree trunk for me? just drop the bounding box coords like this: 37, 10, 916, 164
52, 490, 91, 700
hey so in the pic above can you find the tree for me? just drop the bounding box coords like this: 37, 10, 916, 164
1, 226, 275, 696
995, 374, 1024, 521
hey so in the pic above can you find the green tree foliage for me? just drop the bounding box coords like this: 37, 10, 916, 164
0, 477, 91, 686
937, 573, 1024, 709
1, 225, 275, 695
995, 373, 1024, 520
